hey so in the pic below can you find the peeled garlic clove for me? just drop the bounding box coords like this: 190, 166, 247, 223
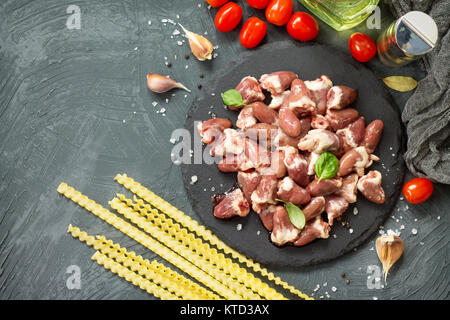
146, 73, 191, 93
376, 234, 404, 283
179, 24, 213, 61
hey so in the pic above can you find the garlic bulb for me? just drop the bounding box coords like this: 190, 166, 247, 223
376, 234, 404, 283
146, 73, 191, 93
179, 24, 213, 61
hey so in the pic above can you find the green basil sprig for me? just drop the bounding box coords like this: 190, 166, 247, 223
221, 89, 247, 108
276, 199, 306, 230
314, 152, 339, 182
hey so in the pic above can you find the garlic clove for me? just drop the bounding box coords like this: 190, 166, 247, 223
178, 24, 213, 61
146, 73, 191, 93
376, 234, 404, 284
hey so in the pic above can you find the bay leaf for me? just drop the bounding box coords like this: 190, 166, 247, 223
382, 76, 418, 92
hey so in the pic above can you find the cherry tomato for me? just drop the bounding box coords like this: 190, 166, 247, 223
215, 2, 242, 32
240, 17, 267, 48
265, 0, 293, 26
348, 32, 377, 62
205, 0, 229, 7
402, 177, 434, 204
287, 12, 319, 41
247, 0, 271, 9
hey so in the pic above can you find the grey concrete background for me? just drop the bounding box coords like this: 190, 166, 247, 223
0, 0, 448, 300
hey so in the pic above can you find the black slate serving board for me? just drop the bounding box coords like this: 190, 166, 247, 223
181, 41, 405, 267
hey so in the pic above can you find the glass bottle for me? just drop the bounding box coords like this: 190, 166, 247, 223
377, 11, 438, 67
298, 0, 380, 31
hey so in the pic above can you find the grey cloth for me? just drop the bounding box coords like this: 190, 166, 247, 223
385, 0, 450, 184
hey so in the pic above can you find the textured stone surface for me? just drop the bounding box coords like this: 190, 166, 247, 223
0, 0, 448, 300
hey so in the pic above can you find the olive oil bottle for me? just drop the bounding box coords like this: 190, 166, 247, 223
298, 0, 380, 31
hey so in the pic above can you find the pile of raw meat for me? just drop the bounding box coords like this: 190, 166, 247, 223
197, 71, 385, 247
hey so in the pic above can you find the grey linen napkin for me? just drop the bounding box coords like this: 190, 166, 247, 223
385, 0, 450, 184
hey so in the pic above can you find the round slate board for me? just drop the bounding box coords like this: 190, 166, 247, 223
181, 41, 405, 267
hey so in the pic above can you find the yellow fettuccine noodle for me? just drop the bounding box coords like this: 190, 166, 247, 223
114, 173, 313, 300
111, 194, 285, 300
67, 224, 219, 300
57, 182, 240, 299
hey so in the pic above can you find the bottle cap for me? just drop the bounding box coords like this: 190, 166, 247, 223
395, 11, 438, 56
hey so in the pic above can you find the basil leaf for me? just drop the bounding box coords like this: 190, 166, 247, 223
222, 89, 245, 107
315, 152, 339, 182
276, 199, 306, 230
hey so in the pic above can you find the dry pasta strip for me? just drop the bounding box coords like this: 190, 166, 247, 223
67, 224, 219, 300
57, 182, 240, 300
91, 251, 180, 300
109, 197, 262, 300
115, 194, 286, 300
114, 173, 313, 300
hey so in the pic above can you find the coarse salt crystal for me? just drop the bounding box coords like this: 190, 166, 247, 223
257, 230, 261, 235
169, 138, 176, 144
236, 223, 242, 231
349, 228, 354, 234
331, 286, 337, 292
411, 228, 418, 235
190, 175, 198, 185
173, 29, 180, 36
353, 207, 358, 215
159, 108, 166, 113
177, 40, 183, 46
